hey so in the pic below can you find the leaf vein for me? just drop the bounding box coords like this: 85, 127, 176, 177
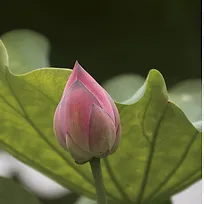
141, 93, 152, 144
136, 103, 168, 203
104, 158, 132, 203
145, 130, 199, 201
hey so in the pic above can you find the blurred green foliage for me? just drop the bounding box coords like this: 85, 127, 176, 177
0, 176, 42, 204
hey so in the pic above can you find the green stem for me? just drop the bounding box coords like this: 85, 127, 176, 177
90, 158, 107, 204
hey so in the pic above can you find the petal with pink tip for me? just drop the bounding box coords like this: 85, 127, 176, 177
64, 61, 115, 122
89, 104, 116, 157
62, 61, 79, 94
62, 80, 100, 152
66, 133, 93, 164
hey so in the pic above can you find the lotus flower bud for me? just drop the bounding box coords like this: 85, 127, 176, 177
54, 61, 121, 164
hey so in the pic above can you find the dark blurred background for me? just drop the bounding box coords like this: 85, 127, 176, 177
0, 0, 201, 87
0, 0, 201, 203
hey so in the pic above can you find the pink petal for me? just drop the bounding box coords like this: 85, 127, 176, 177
64, 61, 115, 122
53, 103, 67, 149
66, 132, 93, 164
63, 61, 80, 93
89, 104, 116, 157
61, 80, 100, 152
106, 92, 121, 129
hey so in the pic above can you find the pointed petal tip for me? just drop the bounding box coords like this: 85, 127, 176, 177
64, 61, 84, 90
72, 60, 87, 81
73, 60, 83, 72
74, 60, 79, 67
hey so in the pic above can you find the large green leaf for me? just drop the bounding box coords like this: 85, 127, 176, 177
0, 177, 41, 204
0, 40, 201, 203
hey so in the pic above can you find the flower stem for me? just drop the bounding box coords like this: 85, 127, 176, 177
90, 158, 107, 204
